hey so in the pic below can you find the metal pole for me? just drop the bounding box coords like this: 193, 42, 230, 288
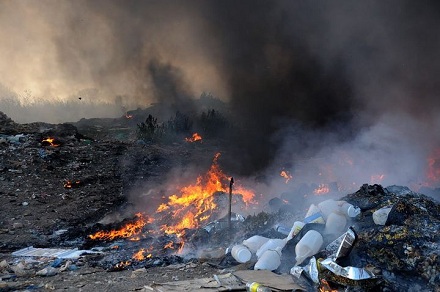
228, 177, 234, 235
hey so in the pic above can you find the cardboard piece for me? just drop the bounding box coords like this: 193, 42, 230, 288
233, 270, 305, 291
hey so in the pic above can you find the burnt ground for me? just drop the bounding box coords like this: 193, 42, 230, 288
0, 113, 229, 291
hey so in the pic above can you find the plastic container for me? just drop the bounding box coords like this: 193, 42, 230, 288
256, 238, 287, 258
295, 230, 324, 265
373, 206, 393, 225
254, 247, 282, 271
305, 204, 321, 218
287, 221, 305, 241
324, 212, 347, 235
242, 235, 270, 254
303, 212, 325, 224
231, 244, 252, 263
338, 201, 361, 217
317, 199, 361, 220
275, 225, 290, 236
317, 199, 340, 220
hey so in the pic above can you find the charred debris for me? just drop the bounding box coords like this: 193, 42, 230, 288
0, 111, 439, 291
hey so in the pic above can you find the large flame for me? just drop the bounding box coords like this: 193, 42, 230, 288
89, 213, 152, 241
157, 152, 255, 237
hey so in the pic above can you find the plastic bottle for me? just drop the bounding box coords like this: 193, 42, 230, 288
338, 201, 361, 217
246, 282, 272, 292
275, 225, 290, 236
254, 247, 282, 271
287, 221, 305, 241
242, 235, 270, 254
318, 199, 361, 219
231, 244, 252, 263
324, 212, 347, 235
256, 238, 287, 258
294, 230, 323, 265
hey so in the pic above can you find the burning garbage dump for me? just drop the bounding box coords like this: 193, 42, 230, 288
76, 178, 438, 291
1, 112, 439, 291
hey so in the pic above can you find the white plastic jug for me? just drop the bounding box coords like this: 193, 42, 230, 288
287, 221, 305, 241
231, 244, 252, 263
324, 212, 347, 235
295, 230, 323, 265
254, 247, 282, 271
242, 235, 270, 253
317, 199, 340, 220
256, 238, 287, 258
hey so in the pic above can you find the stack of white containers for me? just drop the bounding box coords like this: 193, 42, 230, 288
230, 199, 361, 270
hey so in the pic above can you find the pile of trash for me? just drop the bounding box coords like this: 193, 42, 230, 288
225, 185, 439, 291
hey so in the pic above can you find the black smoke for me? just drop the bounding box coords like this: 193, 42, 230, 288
1, 0, 440, 183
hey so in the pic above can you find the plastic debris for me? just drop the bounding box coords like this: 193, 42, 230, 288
12, 246, 100, 259
373, 206, 393, 225
324, 227, 357, 261
319, 258, 378, 281
290, 256, 320, 284
203, 213, 245, 233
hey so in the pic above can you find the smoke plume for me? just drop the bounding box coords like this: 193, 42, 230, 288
1, 1, 439, 192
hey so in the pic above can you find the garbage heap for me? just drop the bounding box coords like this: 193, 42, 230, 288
228, 184, 439, 291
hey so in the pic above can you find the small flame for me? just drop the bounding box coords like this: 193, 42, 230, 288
88, 213, 152, 241
114, 261, 131, 270
164, 241, 174, 249
132, 248, 146, 261
319, 279, 338, 292
280, 170, 293, 183
125, 113, 133, 119
42, 137, 60, 147
64, 180, 81, 189
314, 184, 330, 195
185, 133, 202, 142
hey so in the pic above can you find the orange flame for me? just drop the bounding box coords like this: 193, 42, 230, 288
314, 184, 330, 195
125, 113, 133, 119
157, 153, 255, 237
42, 137, 60, 147
64, 180, 81, 189
132, 246, 153, 261
114, 261, 131, 270
280, 170, 293, 183
88, 213, 152, 241
185, 133, 202, 142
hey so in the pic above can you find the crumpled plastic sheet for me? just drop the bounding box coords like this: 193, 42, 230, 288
290, 257, 319, 284
320, 258, 377, 280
